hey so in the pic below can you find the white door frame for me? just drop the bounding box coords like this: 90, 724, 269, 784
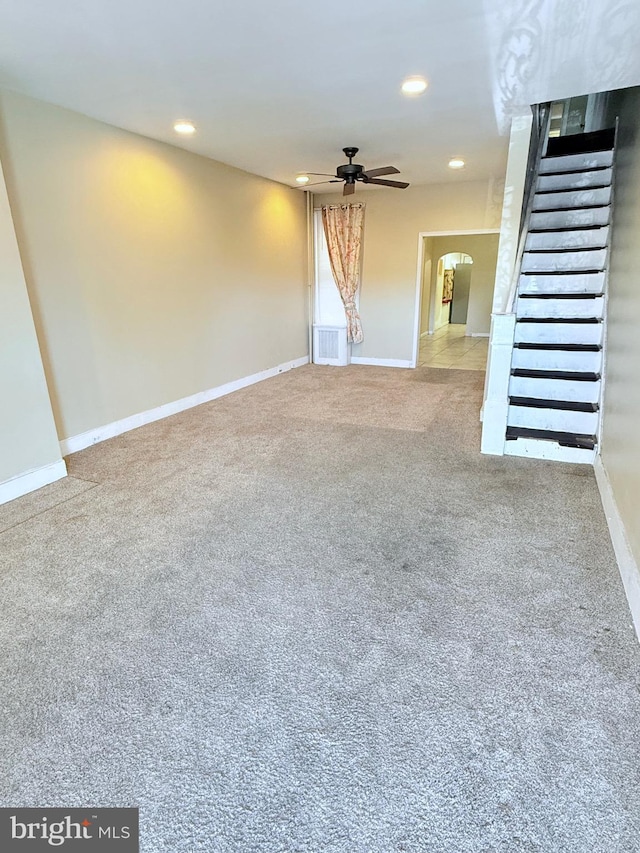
411, 229, 501, 368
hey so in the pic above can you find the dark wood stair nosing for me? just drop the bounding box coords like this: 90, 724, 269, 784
537, 165, 612, 177
520, 268, 604, 276
518, 292, 603, 300
524, 247, 608, 254
513, 343, 601, 352
505, 425, 597, 449
534, 185, 611, 196
527, 224, 609, 234
516, 317, 602, 324
532, 203, 611, 214
509, 396, 599, 413
511, 368, 601, 382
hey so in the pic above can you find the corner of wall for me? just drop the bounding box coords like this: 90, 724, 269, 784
0, 113, 66, 504
594, 455, 640, 643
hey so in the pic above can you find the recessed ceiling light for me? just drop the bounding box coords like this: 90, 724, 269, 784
448, 157, 465, 170
173, 121, 196, 135
401, 76, 428, 95
296, 175, 310, 184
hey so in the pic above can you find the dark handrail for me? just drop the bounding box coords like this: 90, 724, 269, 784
506, 103, 552, 312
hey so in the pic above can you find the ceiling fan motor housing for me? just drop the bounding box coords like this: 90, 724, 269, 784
337, 146, 363, 182
336, 163, 364, 182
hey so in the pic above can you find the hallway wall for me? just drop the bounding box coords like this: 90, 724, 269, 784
600, 86, 640, 569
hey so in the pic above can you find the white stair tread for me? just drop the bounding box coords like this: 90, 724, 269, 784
533, 186, 612, 211
511, 348, 602, 372
525, 227, 609, 251
530, 207, 610, 230
507, 405, 598, 434
509, 375, 601, 404
514, 322, 603, 345
521, 249, 607, 273
539, 150, 613, 174
518, 271, 605, 294
516, 296, 605, 319
537, 168, 612, 193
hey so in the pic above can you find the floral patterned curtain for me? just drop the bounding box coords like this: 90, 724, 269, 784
321, 203, 365, 343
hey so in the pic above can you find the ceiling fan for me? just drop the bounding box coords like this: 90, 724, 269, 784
299, 147, 410, 196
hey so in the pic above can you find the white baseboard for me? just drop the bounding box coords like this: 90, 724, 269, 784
594, 455, 640, 642
350, 357, 413, 369
470, 332, 490, 337
61, 356, 309, 456
0, 459, 67, 506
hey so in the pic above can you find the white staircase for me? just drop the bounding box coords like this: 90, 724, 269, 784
505, 132, 615, 463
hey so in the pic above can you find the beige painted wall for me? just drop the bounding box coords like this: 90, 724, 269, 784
600, 86, 640, 567
419, 237, 434, 336
317, 180, 502, 362
0, 160, 62, 485
423, 235, 500, 337
0, 91, 308, 441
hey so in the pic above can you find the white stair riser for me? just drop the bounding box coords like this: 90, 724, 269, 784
521, 249, 607, 272
514, 322, 603, 345
511, 348, 602, 372
518, 271, 605, 294
525, 227, 608, 251
516, 296, 605, 319
509, 375, 601, 404
537, 168, 612, 192
530, 207, 610, 230
539, 151, 613, 174
508, 406, 598, 434
533, 186, 612, 210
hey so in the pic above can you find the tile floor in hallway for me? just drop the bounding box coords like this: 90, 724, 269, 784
418, 323, 489, 370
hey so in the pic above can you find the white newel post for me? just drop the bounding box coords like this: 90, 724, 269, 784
481, 313, 516, 455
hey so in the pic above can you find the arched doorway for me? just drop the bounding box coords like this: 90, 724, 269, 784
431, 252, 473, 331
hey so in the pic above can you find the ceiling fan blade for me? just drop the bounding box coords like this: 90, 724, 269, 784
343, 182, 356, 196
362, 166, 400, 178
305, 172, 340, 177
295, 180, 341, 188
365, 178, 410, 189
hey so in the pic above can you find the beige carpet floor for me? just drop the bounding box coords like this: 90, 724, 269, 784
1, 364, 639, 852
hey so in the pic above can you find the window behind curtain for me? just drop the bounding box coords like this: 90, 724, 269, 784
314, 209, 348, 326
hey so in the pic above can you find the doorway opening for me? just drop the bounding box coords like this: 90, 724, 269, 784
421, 252, 484, 370
413, 231, 500, 371
433, 252, 473, 330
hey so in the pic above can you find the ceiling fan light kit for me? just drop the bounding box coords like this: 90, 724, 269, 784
297, 147, 410, 196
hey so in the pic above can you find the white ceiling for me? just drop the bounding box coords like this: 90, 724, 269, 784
1, 0, 639, 191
